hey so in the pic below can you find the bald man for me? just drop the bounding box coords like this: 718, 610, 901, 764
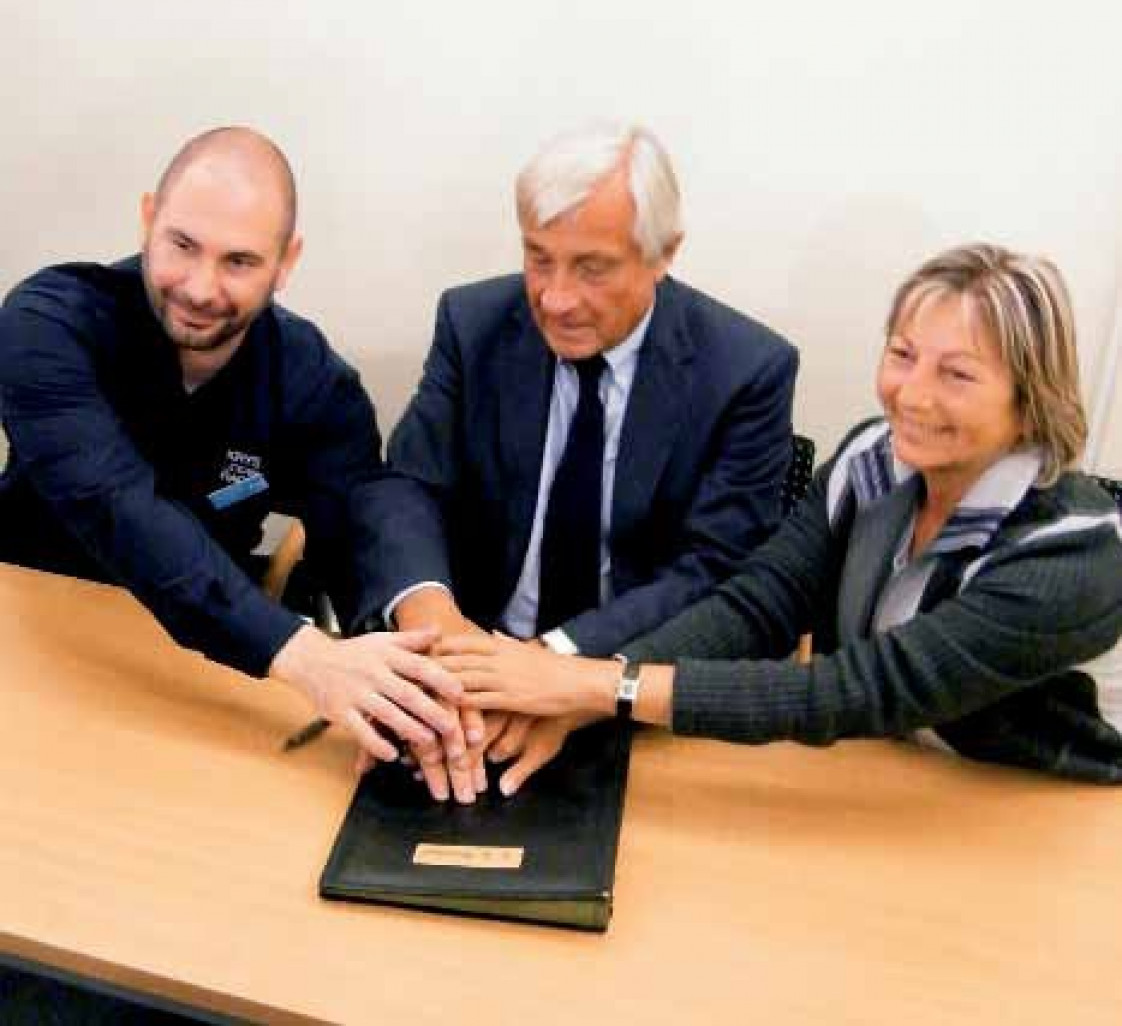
0, 127, 465, 766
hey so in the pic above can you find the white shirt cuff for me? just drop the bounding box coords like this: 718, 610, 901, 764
383, 581, 452, 628
540, 628, 579, 655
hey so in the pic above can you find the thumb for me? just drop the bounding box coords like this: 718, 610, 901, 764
499, 739, 557, 796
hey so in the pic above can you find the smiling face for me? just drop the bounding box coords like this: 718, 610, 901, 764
877, 292, 1024, 499
140, 159, 300, 363
520, 170, 671, 360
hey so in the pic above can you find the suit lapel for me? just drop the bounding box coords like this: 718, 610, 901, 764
612, 281, 693, 540
498, 309, 555, 584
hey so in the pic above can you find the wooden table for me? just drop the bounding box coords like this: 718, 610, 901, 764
1, 563, 1120, 1025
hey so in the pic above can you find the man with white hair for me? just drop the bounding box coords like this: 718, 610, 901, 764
354, 124, 798, 799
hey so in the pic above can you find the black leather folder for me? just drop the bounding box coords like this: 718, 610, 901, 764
319, 721, 632, 931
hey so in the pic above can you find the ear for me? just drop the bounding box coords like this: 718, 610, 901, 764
653, 232, 684, 282
139, 192, 157, 242
274, 233, 304, 293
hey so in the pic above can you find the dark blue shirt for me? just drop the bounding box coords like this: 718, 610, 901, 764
0, 257, 384, 676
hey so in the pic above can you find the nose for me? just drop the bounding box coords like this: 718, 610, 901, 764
178, 259, 220, 309
895, 361, 936, 411
537, 270, 579, 318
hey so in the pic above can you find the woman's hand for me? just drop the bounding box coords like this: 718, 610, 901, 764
435, 632, 617, 720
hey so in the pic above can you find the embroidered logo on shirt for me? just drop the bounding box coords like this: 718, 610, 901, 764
208, 450, 268, 510
219, 449, 262, 484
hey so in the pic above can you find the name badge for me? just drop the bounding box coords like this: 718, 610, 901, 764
207, 471, 269, 510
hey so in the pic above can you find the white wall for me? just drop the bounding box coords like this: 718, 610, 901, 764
4, 1, 1122, 472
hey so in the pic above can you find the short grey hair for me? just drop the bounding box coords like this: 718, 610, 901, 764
887, 243, 1086, 487
515, 123, 682, 264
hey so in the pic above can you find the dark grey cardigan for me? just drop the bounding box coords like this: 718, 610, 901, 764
623, 419, 1122, 782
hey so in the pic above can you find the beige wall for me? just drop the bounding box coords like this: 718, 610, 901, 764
4, 1, 1122, 473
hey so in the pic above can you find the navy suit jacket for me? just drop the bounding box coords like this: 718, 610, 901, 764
353, 274, 798, 655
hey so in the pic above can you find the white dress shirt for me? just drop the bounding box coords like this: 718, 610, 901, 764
504, 304, 654, 651
386, 303, 654, 652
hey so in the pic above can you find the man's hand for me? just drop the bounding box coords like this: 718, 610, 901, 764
393, 586, 479, 638
271, 624, 462, 763
432, 632, 617, 796
392, 588, 490, 802
400, 699, 483, 803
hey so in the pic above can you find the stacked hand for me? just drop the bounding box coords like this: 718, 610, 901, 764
283, 582, 614, 800
270, 623, 463, 762
432, 631, 615, 795
391, 590, 610, 799
388, 590, 485, 801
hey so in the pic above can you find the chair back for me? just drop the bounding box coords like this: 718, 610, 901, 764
781, 434, 816, 517
1091, 475, 1122, 513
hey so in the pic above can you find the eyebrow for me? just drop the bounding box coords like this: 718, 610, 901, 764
891, 333, 987, 362
522, 241, 619, 264
164, 226, 265, 264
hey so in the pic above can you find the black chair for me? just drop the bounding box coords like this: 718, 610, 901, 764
781, 434, 816, 517
1091, 474, 1122, 513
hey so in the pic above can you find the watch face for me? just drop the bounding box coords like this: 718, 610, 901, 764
616, 662, 640, 718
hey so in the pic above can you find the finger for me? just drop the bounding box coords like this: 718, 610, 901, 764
473, 753, 488, 794
432, 634, 499, 658
489, 714, 534, 762
412, 736, 445, 766
416, 748, 451, 802
437, 668, 517, 701
461, 706, 486, 748
462, 691, 531, 714
354, 749, 377, 776
499, 737, 561, 796
434, 655, 499, 678
343, 708, 398, 762
387, 626, 441, 652
383, 646, 465, 704
446, 755, 477, 805
361, 690, 439, 748
440, 714, 476, 805
369, 673, 461, 740
483, 711, 512, 748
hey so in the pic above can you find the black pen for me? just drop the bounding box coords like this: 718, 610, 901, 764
282, 717, 330, 751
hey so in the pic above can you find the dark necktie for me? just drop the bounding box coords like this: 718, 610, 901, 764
536, 355, 607, 634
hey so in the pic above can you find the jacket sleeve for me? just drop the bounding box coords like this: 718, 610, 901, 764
348, 292, 463, 625
622, 442, 842, 667
563, 341, 799, 656
0, 307, 301, 677
270, 343, 387, 633
626, 471, 1122, 746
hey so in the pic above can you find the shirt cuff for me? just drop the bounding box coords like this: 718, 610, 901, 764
383, 581, 452, 628
540, 628, 579, 655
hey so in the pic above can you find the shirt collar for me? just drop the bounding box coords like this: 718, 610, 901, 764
848, 425, 1044, 554
585, 300, 654, 386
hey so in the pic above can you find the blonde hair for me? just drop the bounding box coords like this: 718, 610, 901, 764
886, 243, 1086, 486
515, 123, 682, 265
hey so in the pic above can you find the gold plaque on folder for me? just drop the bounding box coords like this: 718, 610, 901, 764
413, 844, 524, 869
